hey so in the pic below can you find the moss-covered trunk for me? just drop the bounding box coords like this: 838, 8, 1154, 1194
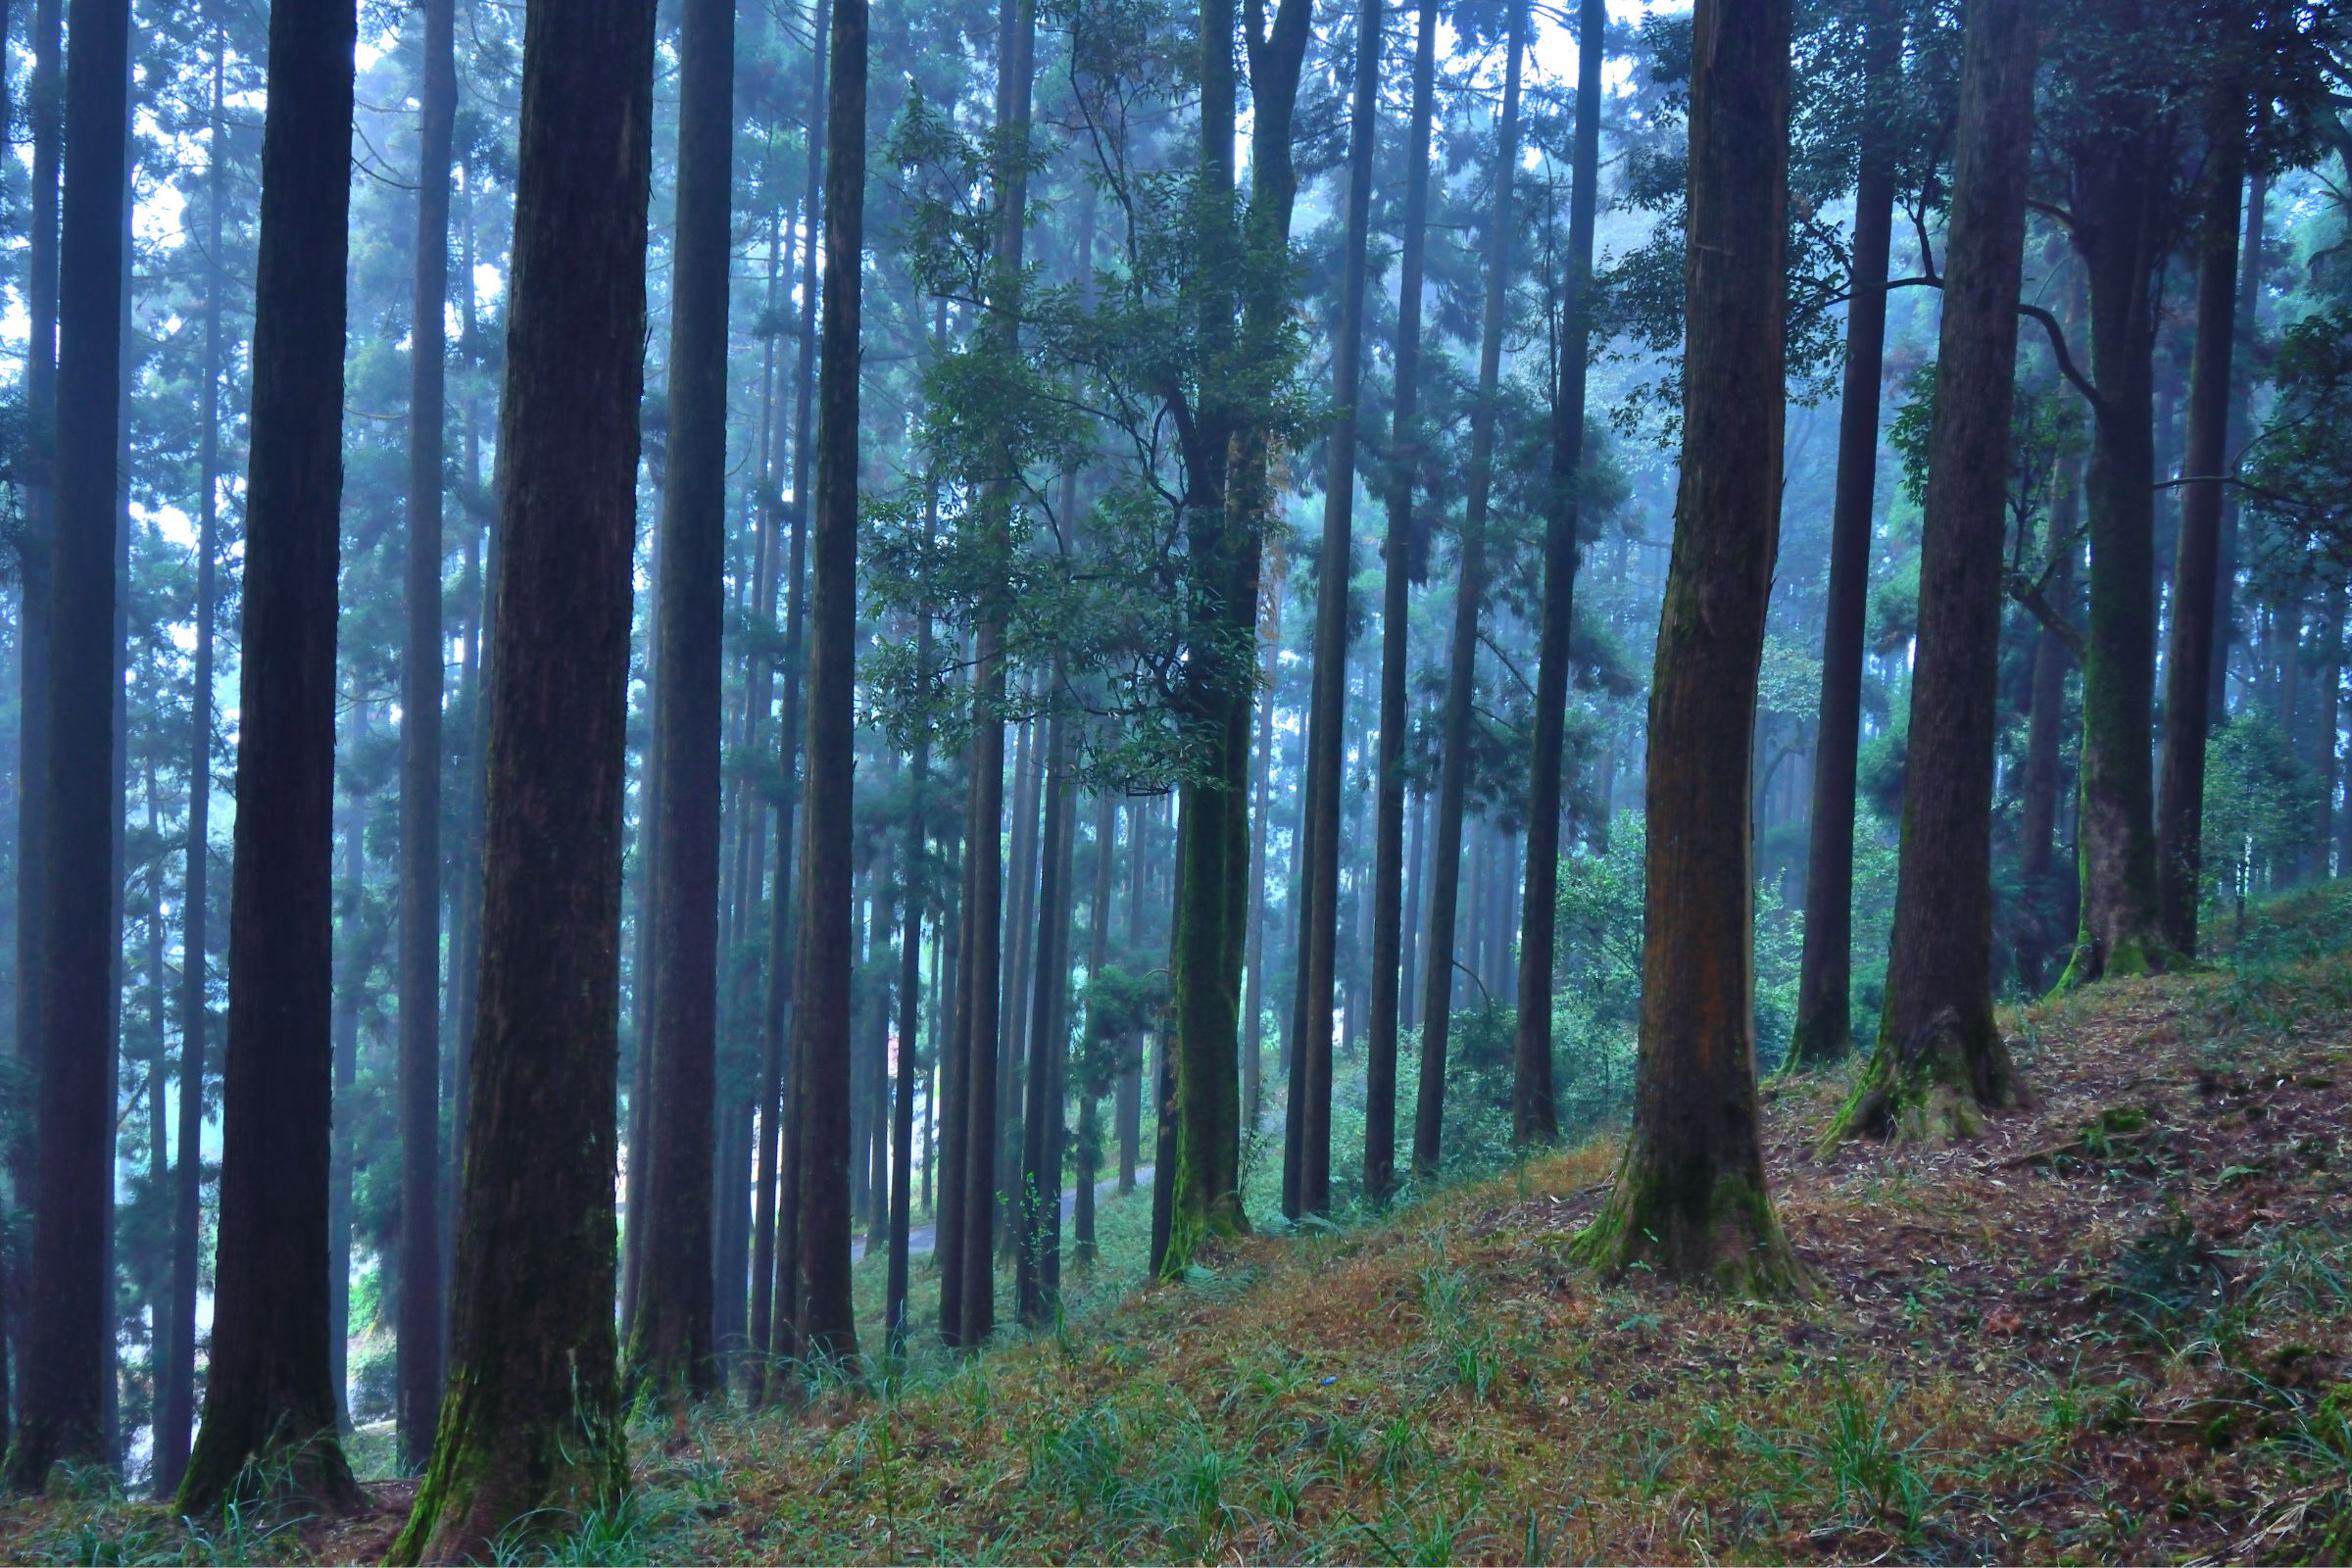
1572, 0, 1800, 1295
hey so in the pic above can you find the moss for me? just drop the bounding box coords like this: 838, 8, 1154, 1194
1570, 1153, 1806, 1298
1823, 1005, 2024, 1150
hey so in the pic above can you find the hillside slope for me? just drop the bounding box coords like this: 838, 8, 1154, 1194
16, 905, 2352, 1565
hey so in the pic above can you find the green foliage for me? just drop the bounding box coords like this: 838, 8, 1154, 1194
2203, 715, 2326, 919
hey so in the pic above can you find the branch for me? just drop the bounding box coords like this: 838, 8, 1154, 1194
2006, 567, 2084, 663
1877, 275, 2105, 414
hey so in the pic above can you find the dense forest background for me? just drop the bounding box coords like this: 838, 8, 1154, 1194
0, 0, 2347, 1553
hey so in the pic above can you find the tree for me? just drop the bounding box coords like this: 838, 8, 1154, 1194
1830, 0, 2035, 1146
157, 32, 228, 1495
1292, 0, 1382, 1219
1365, 0, 1437, 1204
397, 0, 457, 1471
1788, 0, 1901, 1068
1017, 704, 1073, 1324
786, 0, 869, 1368
1511, 0, 1605, 1144
387, 0, 658, 1546
1413, 0, 1525, 1180
885, 612, 931, 1352
5, 0, 130, 1494
947, 0, 1036, 1348
176, 0, 362, 1509
630, 0, 734, 1401
1571, 0, 1801, 1291
1162, 0, 1310, 1270
2155, 106, 2250, 956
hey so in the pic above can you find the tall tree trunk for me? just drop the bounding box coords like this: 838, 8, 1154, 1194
396, 0, 456, 1471
952, 0, 1036, 1347
1164, 0, 1311, 1271
1512, 0, 1605, 1139
158, 38, 226, 1494
2020, 492, 2078, 989
1399, 788, 1424, 1030
2061, 68, 2169, 984
10, 0, 62, 1249
886, 614, 931, 1351
328, 712, 368, 1434
2317, 586, 2345, 878
5, 0, 119, 1493
1413, 0, 1524, 1179
387, 0, 656, 1545
177, 0, 360, 1509
935, 758, 978, 1341
1075, 786, 1114, 1263
1788, 0, 1899, 1068
1017, 705, 1073, 1326
1293, 0, 1383, 1218
996, 710, 1042, 1259
1368, 0, 1439, 1170
1571, 0, 1800, 1291
2154, 110, 2247, 956
1832, 0, 2034, 1144
785, 0, 867, 1367
2208, 170, 2264, 721
1242, 597, 1276, 1136
630, 0, 734, 1401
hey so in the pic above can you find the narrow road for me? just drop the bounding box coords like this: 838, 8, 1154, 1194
856, 1166, 1153, 1260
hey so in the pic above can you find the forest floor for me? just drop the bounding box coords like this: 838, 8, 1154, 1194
14, 891, 2352, 1564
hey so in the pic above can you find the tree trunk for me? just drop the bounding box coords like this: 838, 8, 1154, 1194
629, 0, 734, 1402
2061, 78, 2169, 984
1294, 0, 1382, 1219
759, 0, 830, 1381
5, 0, 118, 1492
386, 0, 656, 1545
952, 0, 1036, 1346
1571, 0, 1800, 1292
2154, 109, 2247, 957
1017, 705, 1073, 1325
1788, 0, 1899, 1068
784, 0, 867, 1368
1242, 598, 1276, 1136
328, 713, 367, 1435
1832, 0, 2034, 1145
157, 37, 225, 1493
1075, 786, 1115, 1263
1512, 0, 1605, 1139
176, 0, 360, 1509
2317, 586, 2344, 878
2020, 498, 2078, 990
996, 710, 1042, 1259
395, 0, 455, 1472
1366, 0, 1435, 1207
886, 614, 931, 1352
2208, 170, 2264, 721
1413, 0, 1524, 1179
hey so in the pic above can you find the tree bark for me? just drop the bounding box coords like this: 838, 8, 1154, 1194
1413, 0, 1524, 1179
1788, 0, 1899, 1068
630, 0, 734, 1401
785, 0, 867, 1368
176, 0, 360, 1509
1571, 0, 1801, 1292
1832, 0, 2035, 1145
1512, 0, 1605, 1140
396, 0, 456, 1472
1294, 0, 1383, 1218
2208, 170, 2264, 721
387, 0, 656, 1545
2154, 110, 2246, 956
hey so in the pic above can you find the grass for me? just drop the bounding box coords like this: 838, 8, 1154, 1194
18, 888, 2352, 1563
